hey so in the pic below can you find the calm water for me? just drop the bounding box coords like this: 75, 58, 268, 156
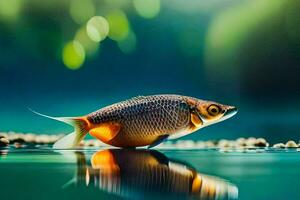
0, 147, 299, 200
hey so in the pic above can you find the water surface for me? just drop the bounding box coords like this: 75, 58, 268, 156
0, 147, 299, 200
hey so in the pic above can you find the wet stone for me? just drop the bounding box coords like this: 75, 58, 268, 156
245, 137, 256, 147
0, 133, 8, 138
204, 141, 215, 148
0, 131, 298, 150
195, 141, 206, 148
79, 140, 85, 147
236, 137, 247, 147
285, 140, 298, 148
218, 140, 235, 148
12, 138, 25, 144
24, 134, 36, 143
35, 135, 48, 144
0, 137, 9, 147
273, 143, 285, 148
175, 140, 195, 148
255, 138, 268, 147
218, 139, 230, 148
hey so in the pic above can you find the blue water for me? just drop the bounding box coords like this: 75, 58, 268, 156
0, 147, 299, 200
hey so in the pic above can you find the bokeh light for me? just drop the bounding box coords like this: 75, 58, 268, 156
75, 27, 100, 57
118, 30, 137, 54
86, 16, 109, 42
104, 0, 130, 8
62, 41, 85, 70
204, 0, 283, 77
285, 1, 300, 46
106, 10, 129, 41
70, 0, 95, 24
133, 0, 160, 19
0, 0, 21, 22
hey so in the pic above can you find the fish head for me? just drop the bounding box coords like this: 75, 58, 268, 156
186, 98, 238, 128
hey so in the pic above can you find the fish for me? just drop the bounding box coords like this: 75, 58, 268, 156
67, 149, 238, 200
31, 94, 238, 149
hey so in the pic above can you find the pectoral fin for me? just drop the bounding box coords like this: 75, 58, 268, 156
190, 112, 203, 128
148, 135, 169, 149
89, 122, 121, 143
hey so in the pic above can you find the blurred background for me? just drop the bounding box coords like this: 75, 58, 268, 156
0, 0, 299, 143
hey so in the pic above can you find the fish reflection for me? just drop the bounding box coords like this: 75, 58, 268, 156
71, 149, 238, 200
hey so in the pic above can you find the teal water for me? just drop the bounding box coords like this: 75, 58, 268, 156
0, 147, 299, 200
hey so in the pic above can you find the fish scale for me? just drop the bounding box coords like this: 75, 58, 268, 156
86, 95, 191, 147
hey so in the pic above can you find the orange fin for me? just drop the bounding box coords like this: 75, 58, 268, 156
91, 150, 120, 171
191, 113, 203, 128
89, 122, 121, 143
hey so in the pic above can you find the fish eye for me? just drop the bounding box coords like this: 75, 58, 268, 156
207, 105, 220, 116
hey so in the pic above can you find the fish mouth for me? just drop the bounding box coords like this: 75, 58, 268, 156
223, 107, 238, 120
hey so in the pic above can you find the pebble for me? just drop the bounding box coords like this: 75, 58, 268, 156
195, 141, 206, 148
285, 140, 298, 148
175, 140, 195, 148
24, 134, 36, 143
79, 140, 85, 147
183, 140, 196, 148
0, 131, 299, 150
0, 137, 9, 147
245, 137, 256, 147
14, 142, 23, 148
273, 143, 285, 148
12, 138, 25, 144
36, 135, 51, 144
85, 140, 96, 147
255, 138, 269, 147
204, 141, 215, 148
236, 137, 247, 147
0, 132, 8, 138
218, 139, 230, 148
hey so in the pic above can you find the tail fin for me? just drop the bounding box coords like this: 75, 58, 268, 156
29, 108, 88, 149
